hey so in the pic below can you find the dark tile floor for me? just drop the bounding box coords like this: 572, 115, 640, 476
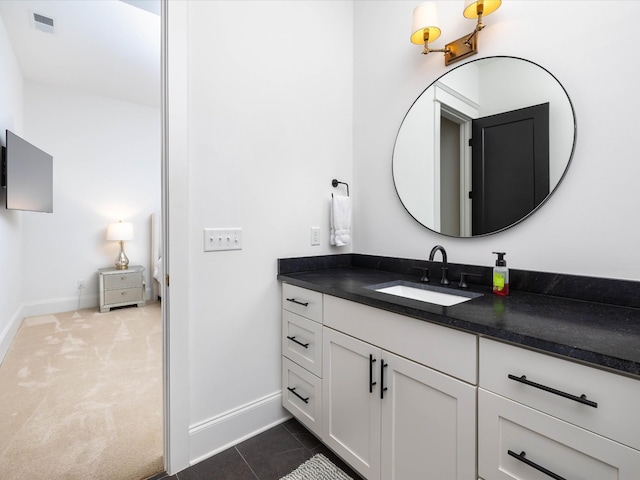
149, 418, 364, 480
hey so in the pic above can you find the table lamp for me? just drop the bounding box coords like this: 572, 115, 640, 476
106, 221, 134, 270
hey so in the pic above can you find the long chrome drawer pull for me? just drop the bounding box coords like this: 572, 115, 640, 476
286, 298, 309, 307
369, 354, 377, 393
286, 336, 309, 348
287, 387, 309, 404
508, 450, 566, 480
508, 374, 598, 408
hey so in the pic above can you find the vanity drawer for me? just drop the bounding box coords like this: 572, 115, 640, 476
282, 283, 323, 323
104, 286, 144, 305
104, 271, 143, 290
282, 310, 322, 377
282, 356, 322, 438
480, 337, 640, 450
478, 389, 640, 480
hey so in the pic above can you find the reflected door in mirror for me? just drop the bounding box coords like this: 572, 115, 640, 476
471, 103, 550, 235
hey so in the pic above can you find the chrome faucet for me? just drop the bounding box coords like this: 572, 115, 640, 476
428, 245, 449, 285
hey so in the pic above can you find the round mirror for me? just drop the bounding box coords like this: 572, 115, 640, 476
392, 56, 576, 237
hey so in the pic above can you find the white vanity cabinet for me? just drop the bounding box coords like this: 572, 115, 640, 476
478, 338, 640, 480
322, 295, 477, 480
281, 279, 640, 480
281, 284, 324, 437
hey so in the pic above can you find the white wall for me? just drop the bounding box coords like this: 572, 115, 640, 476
0, 15, 24, 360
354, 1, 640, 281
168, 0, 353, 465
21, 81, 160, 314
169, 0, 640, 469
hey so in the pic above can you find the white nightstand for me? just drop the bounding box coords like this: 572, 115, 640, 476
98, 265, 146, 313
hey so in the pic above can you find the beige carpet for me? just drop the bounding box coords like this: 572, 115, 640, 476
0, 302, 163, 480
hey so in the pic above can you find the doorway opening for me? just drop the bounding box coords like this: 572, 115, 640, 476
438, 106, 472, 237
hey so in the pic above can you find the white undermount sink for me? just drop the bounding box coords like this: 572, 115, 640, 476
366, 280, 483, 307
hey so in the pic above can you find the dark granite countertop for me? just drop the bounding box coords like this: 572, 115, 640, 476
278, 254, 640, 378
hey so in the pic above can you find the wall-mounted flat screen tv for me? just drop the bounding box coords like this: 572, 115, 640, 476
1, 130, 53, 213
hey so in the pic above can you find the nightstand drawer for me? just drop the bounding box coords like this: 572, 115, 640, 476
104, 272, 143, 290
104, 286, 144, 305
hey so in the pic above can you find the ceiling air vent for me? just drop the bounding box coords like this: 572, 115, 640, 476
33, 12, 55, 34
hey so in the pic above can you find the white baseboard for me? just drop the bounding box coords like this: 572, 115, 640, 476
0, 294, 100, 365
21, 294, 100, 318
0, 306, 24, 365
20, 286, 153, 318
189, 390, 291, 465
3, 290, 155, 362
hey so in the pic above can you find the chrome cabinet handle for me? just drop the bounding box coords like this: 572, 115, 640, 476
287, 387, 309, 404
286, 336, 309, 349
508, 374, 598, 408
286, 298, 309, 307
508, 450, 566, 480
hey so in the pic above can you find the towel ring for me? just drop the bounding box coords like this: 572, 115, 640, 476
331, 179, 349, 196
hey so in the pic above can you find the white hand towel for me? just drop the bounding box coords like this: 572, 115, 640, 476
330, 194, 351, 246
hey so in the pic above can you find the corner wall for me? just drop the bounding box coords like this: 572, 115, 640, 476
0, 14, 24, 362
353, 1, 640, 281
167, 0, 354, 465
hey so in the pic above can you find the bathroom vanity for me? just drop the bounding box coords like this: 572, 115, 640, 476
278, 254, 640, 480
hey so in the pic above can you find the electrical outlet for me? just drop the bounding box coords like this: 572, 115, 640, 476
77, 279, 85, 290
310, 227, 320, 246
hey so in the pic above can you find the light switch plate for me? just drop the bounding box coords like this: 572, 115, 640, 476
310, 226, 320, 246
204, 228, 243, 251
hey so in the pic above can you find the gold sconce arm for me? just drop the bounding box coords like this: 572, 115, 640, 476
422, 30, 451, 55
464, 13, 485, 46
423, 45, 451, 55
411, 1, 502, 66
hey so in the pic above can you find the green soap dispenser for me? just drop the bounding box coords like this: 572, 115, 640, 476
492, 252, 509, 296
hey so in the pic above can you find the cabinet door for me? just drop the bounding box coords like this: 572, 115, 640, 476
323, 328, 381, 480
381, 351, 477, 480
478, 389, 640, 480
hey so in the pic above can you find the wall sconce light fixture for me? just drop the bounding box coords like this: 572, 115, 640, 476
411, 0, 502, 66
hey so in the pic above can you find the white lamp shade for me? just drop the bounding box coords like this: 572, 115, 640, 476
411, 2, 441, 45
107, 221, 134, 241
